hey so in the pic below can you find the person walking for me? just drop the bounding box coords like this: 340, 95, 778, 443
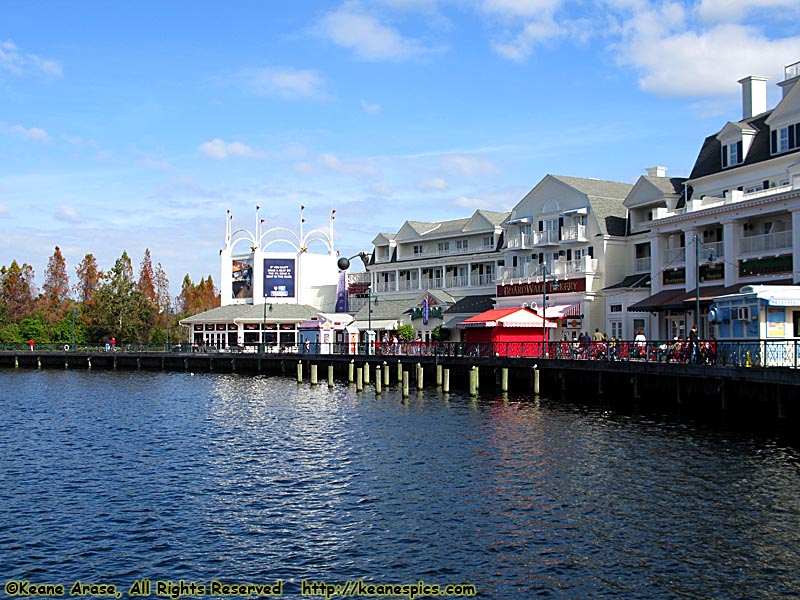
688, 324, 699, 364
29, 339, 34, 351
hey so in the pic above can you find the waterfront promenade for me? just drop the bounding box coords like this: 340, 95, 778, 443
2, 339, 798, 425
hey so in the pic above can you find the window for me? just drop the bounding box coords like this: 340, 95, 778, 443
413, 245, 424, 256
745, 184, 763, 194
771, 123, 800, 154
482, 235, 495, 249
722, 141, 743, 167
610, 304, 622, 313
456, 239, 469, 251
611, 321, 623, 339
437, 241, 450, 253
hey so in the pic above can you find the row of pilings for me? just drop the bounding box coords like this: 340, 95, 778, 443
2, 351, 798, 426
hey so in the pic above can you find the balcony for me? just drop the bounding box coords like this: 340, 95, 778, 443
444, 275, 470, 288
506, 233, 535, 250
663, 247, 686, 264
552, 257, 598, 277
398, 279, 419, 291
533, 230, 559, 246
740, 230, 793, 255
634, 256, 651, 273
422, 277, 443, 289
374, 281, 395, 293
470, 273, 495, 287
560, 224, 587, 243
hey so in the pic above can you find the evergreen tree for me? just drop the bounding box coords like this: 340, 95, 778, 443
137, 248, 157, 305
42, 246, 70, 324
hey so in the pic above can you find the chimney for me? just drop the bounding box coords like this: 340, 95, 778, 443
646, 166, 667, 178
738, 76, 768, 119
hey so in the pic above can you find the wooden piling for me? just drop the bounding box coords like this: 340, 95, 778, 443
436, 364, 443, 386
501, 367, 508, 393
328, 364, 334, 388
402, 371, 409, 398
383, 362, 390, 386
297, 361, 303, 383
375, 367, 382, 395
469, 367, 477, 396
356, 367, 363, 392
532, 368, 540, 395
397, 360, 403, 383
310, 363, 318, 385
417, 363, 423, 390
364, 362, 370, 384
348, 359, 355, 383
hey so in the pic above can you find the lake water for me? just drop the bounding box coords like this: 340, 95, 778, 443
0, 369, 798, 599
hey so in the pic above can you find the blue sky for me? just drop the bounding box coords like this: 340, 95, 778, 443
2, 0, 799, 294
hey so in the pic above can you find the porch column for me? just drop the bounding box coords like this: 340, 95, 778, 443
650, 234, 663, 293
722, 220, 738, 287
792, 209, 800, 284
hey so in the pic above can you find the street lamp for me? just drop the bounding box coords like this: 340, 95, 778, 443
539, 263, 558, 344
694, 234, 716, 333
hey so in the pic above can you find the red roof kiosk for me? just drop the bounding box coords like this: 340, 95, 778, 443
457, 307, 556, 357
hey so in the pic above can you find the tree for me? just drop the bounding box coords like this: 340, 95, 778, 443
397, 324, 415, 341
93, 251, 154, 344
137, 248, 157, 305
74, 253, 104, 341
1, 260, 36, 322
42, 246, 70, 324
154, 262, 170, 310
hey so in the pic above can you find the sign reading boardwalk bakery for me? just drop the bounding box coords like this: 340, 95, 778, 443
497, 278, 586, 298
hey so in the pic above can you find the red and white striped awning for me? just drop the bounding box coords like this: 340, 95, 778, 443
544, 303, 581, 319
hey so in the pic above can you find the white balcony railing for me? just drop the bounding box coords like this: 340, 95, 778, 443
533, 230, 559, 245
663, 247, 686, 264
444, 275, 470, 288
560, 224, 587, 242
634, 256, 651, 273
506, 233, 534, 250
470, 273, 495, 287
551, 257, 598, 277
398, 279, 419, 291
374, 281, 395, 293
740, 230, 793, 254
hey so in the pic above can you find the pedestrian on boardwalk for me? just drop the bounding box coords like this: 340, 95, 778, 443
29, 339, 34, 351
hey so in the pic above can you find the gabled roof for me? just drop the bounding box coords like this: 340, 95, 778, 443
372, 232, 396, 245
463, 210, 510, 231
444, 295, 495, 314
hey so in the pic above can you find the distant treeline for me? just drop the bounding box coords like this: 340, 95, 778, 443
0, 247, 219, 345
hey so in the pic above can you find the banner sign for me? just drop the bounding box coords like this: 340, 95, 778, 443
264, 258, 296, 298
496, 278, 586, 298
231, 255, 253, 299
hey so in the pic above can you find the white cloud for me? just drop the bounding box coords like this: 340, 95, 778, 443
452, 195, 486, 209
616, 19, 800, 97
317, 153, 379, 178
417, 177, 448, 191
0, 204, 8, 218
0, 39, 62, 78
317, 3, 435, 60
56, 205, 80, 223
370, 182, 392, 195
236, 66, 329, 100
697, 0, 800, 23
7, 124, 50, 143
441, 155, 501, 178
198, 138, 264, 160
361, 99, 381, 114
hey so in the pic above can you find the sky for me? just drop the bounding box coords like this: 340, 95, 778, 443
2, 0, 800, 295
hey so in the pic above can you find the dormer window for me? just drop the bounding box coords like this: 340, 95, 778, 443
722, 141, 742, 167
771, 123, 800, 154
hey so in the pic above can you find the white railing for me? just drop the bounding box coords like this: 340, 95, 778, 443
398, 280, 419, 291
664, 247, 686, 264
444, 275, 470, 288
423, 277, 443, 289
740, 230, 793, 254
560, 224, 587, 242
533, 230, 559, 245
701, 240, 725, 259
634, 257, 651, 273
374, 281, 395, 293
506, 234, 534, 249
470, 273, 495, 287
552, 257, 597, 276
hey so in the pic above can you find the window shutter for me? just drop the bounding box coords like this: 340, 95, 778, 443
796, 124, 800, 148
763, 180, 770, 190
722, 147, 728, 168
566, 249, 572, 260
538, 220, 543, 232
588, 246, 594, 258
538, 253, 543, 264
771, 130, 778, 154
558, 217, 563, 240
790, 125, 796, 150
736, 141, 743, 163
737, 186, 743, 192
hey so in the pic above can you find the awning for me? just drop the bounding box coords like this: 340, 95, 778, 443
628, 288, 687, 312
545, 303, 582, 318
352, 319, 399, 331
505, 216, 533, 225
681, 284, 739, 306
559, 207, 588, 216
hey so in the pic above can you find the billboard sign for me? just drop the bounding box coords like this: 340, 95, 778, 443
232, 255, 253, 299
264, 258, 296, 298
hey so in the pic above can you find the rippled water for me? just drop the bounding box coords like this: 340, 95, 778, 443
0, 369, 798, 599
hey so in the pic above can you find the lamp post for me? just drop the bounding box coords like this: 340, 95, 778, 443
365, 290, 378, 354
165, 303, 170, 351
694, 234, 716, 334
539, 263, 558, 344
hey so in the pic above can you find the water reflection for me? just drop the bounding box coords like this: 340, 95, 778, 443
0, 369, 798, 598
